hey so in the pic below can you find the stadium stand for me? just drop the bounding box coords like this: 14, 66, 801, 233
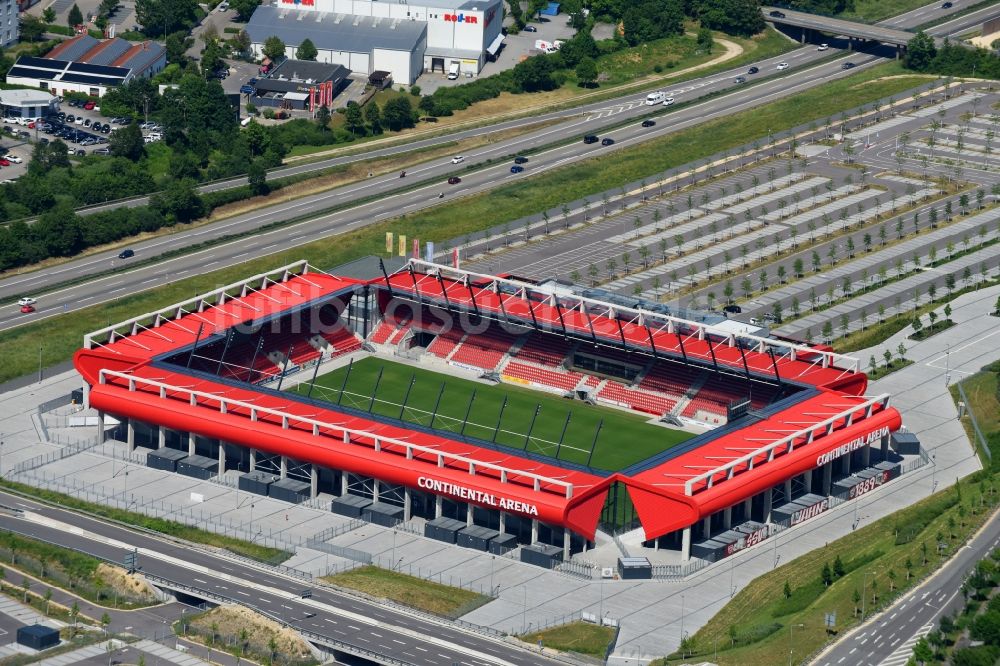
638, 361, 703, 399
369, 321, 396, 345
597, 380, 677, 416
449, 326, 520, 371
516, 333, 574, 367
503, 361, 583, 392
427, 329, 464, 359
320, 327, 362, 356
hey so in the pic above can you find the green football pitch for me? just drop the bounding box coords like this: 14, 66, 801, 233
291, 357, 693, 471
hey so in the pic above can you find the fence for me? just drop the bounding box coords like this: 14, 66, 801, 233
556, 559, 597, 580
651, 558, 710, 581
957, 380, 993, 464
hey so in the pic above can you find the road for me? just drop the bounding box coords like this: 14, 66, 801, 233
0, 1, 995, 334
0, 489, 559, 666
812, 507, 1000, 666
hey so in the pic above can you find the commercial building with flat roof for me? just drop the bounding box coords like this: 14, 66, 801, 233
5, 35, 166, 97
246, 0, 503, 81
246, 7, 426, 84
0, 89, 59, 118
250, 59, 351, 109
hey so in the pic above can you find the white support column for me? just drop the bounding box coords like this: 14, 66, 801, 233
531, 519, 539, 545
157, 425, 166, 449
403, 487, 412, 521
466, 503, 473, 527
280, 456, 288, 480
187, 432, 195, 456
803, 469, 812, 494
562, 529, 570, 561
742, 497, 752, 521
373, 479, 380, 504
498, 512, 506, 535
435, 495, 443, 518
218, 442, 226, 474
97, 411, 105, 443
763, 487, 773, 524
723, 506, 732, 530
341, 472, 349, 496
862, 443, 871, 467
310, 464, 318, 499
249, 449, 257, 472
823, 461, 833, 496
702, 515, 711, 540
783, 478, 793, 504
125, 418, 135, 452
681, 527, 691, 562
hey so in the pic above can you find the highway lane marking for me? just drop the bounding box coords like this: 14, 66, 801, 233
370, 632, 382, 638
348, 625, 360, 631
193, 578, 207, 583
392, 639, 405, 645
236, 591, 250, 596
415, 647, 428, 652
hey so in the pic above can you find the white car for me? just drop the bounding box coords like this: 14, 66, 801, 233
817, 43, 829, 51
6, 155, 22, 163
776, 62, 789, 70
451, 155, 464, 164
217, 1, 228, 10
17, 297, 36, 306
662, 97, 675, 106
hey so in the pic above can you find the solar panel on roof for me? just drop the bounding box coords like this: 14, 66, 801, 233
87, 41, 131, 65
15, 55, 67, 69
68, 61, 129, 76
60, 72, 127, 85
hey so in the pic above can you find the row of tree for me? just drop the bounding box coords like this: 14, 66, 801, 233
905, 32, 1000, 78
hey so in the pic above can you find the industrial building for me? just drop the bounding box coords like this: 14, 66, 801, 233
249, 59, 351, 110
0, 89, 59, 119
245, 0, 503, 84
5, 34, 166, 97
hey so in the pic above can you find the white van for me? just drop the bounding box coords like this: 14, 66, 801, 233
447, 62, 460, 80
645, 91, 666, 105
534, 39, 553, 51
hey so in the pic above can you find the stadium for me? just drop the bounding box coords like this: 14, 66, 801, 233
73, 258, 917, 568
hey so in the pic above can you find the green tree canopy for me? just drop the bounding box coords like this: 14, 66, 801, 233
67, 3, 83, 27
696, 0, 764, 37
905, 31, 937, 71
382, 96, 415, 131
135, 0, 198, 36
109, 122, 145, 161
262, 35, 286, 61
296, 38, 318, 60
575, 56, 598, 87
229, 0, 259, 21
20, 15, 46, 41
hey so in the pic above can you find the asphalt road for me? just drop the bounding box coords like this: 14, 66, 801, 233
0, 1, 994, 334
0, 489, 558, 666
812, 507, 1000, 666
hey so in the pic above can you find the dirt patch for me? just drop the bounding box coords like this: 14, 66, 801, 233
186, 604, 314, 664
95, 563, 159, 602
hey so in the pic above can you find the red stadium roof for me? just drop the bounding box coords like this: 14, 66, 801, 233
75, 261, 901, 541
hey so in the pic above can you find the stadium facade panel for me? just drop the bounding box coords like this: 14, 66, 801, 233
74, 260, 906, 562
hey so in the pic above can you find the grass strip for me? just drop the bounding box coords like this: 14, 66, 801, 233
321, 565, 489, 619
865, 358, 914, 381
949, 366, 1000, 471
654, 472, 999, 665
294, 357, 689, 471
0, 63, 931, 385
0, 480, 289, 564
522, 621, 617, 657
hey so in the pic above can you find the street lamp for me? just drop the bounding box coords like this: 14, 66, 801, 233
788, 623, 804, 666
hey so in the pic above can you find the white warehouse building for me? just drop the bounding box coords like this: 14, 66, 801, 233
245, 0, 504, 83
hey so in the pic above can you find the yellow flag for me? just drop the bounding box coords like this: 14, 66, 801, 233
398, 234, 407, 257
385, 232, 394, 254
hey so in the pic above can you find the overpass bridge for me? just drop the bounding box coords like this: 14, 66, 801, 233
762, 6, 926, 56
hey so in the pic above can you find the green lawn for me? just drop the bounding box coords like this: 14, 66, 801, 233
292, 357, 690, 471
322, 565, 489, 618
522, 621, 617, 657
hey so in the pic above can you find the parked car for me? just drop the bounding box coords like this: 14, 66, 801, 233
510, 165, 524, 173
94, 147, 111, 155
722, 304, 742, 314
524, 25, 537, 32
240, 84, 255, 94
83, 100, 95, 110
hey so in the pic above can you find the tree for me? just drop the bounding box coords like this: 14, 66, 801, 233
344, 101, 364, 136
43, 588, 52, 615
296, 38, 318, 61
229, 0, 260, 20
364, 102, 382, 134
928, 310, 938, 327
267, 636, 278, 665
150, 178, 204, 224
883, 348, 892, 368
697, 0, 764, 37
852, 588, 861, 616
20, 15, 46, 41
575, 57, 598, 88
42, 6, 56, 22
904, 31, 937, 72
165, 31, 193, 64
821, 562, 833, 586
512, 55, 557, 92
247, 160, 268, 196
696, 26, 713, 53
135, 0, 199, 36
261, 35, 286, 61
101, 612, 111, 634
912, 636, 933, 665
912, 316, 923, 335
944, 303, 952, 321
382, 96, 414, 132
315, 104, 331, 131
67, 3, 83, 26
897, 343, 907, 361
833, 555, 845, 578
822, 321, 833, 342
783, 580, 792, 598
21, 577, 29, 603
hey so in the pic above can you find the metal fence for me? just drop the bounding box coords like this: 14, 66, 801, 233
957, 380, 993, 464
556, 559, 598, 580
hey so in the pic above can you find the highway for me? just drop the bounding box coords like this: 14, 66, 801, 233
0, 489, 559, 666
812, 507, 1000, 666
0, 1, 994, 335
